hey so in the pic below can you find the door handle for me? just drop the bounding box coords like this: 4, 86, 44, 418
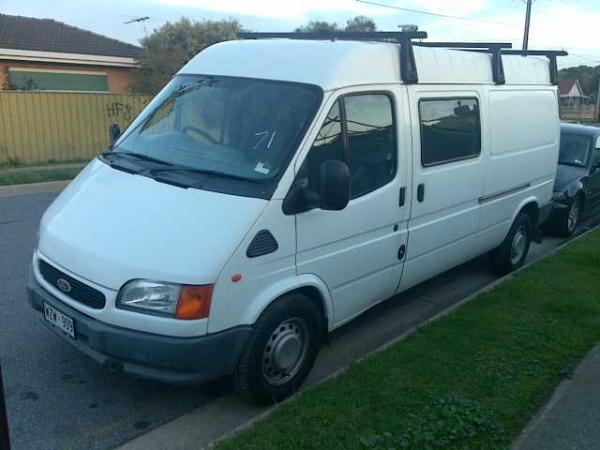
417, 183, 425, 202
397, 244, 406, 260
399, 187, 406, 207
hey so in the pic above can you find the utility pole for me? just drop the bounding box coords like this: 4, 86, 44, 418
522, 0, 532, 52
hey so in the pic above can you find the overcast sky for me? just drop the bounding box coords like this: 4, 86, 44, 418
2, 0, 599, 68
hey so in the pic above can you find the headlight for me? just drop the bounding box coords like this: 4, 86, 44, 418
117, 280, 213, 320
553, 191, 568, 202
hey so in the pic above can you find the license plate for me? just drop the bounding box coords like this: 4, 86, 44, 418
43, 303, 75, 339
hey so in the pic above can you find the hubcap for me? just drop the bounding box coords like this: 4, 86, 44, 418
567, 201, 580, 233
262, 318, 308, 385
510, 225, 528, 265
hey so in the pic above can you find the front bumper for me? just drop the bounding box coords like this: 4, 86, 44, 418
543, 201, 570, 227
27, 269, 251, 385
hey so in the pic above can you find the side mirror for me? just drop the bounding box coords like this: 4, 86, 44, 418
109, 123, 121, 148
318, 160, 350, 211
282, 160, 350, 215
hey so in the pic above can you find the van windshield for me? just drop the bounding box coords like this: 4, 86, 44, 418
108, 75, 322, 196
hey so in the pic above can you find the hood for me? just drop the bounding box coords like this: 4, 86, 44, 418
39, 160, 267, 290
554, 164, 588, 192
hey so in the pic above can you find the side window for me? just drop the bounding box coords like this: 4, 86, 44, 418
299, 100, 344, 193
419, 98, 481, 167
345, 95, 396, 197
300, 93, 396, 199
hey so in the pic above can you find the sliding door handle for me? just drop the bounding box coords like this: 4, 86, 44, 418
417, 183, 425, 202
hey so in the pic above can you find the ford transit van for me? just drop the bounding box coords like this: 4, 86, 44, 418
27, 31, 563, 403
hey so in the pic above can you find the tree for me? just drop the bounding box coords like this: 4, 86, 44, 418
295, 20, 340, 33
294, 16, 377, 33
344, 15, 377, 32
133, 18, 244, 93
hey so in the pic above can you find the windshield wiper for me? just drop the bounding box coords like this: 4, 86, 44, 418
102, 150, 173, 166
150, 166, 262, 184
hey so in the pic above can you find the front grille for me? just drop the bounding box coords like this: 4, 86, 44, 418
38, 259, 106, 309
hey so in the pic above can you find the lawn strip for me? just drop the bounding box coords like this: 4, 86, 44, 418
0, 167, 82, 186
217, 230, 600, 450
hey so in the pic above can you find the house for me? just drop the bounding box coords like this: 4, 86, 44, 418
0, 14, 142, 93
558, 78, 590, 107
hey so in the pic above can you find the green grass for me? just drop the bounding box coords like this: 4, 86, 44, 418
217, 231, 600, 450
0, 167, 82, 186
0, 158, 89, 169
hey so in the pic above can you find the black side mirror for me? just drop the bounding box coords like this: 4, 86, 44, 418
282, 160, 350, 215
109, 123, 121, 148
318, 160, 350, 211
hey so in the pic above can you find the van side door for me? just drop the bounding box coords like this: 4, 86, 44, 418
292, 88, 410, 327
398, 88, 485, 292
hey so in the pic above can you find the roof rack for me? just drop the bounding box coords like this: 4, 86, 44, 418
237, 31, 427, 43
415, 42, 512, 85
236, 32, 567, 86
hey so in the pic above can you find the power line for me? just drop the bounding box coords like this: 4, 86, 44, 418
355, 0, 521, 27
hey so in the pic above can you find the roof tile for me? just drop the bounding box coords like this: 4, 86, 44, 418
0, 14, 142, 59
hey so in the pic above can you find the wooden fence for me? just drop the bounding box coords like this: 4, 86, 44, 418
560, 104, 598, 121
0, 91, 151, 165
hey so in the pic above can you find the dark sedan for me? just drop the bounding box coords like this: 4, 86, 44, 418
545, 123, 600, 236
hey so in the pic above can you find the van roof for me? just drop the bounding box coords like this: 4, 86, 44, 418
179, 39, 555, 90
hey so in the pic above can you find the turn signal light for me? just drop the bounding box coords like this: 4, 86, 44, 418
176, 285, 214, 320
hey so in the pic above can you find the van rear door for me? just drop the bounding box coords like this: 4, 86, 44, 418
399, 87, 486, 291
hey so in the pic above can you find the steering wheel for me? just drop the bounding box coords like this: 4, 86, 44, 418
182, 125, 219, 145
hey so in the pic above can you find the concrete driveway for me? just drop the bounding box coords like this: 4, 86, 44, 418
0, 189, 576, 450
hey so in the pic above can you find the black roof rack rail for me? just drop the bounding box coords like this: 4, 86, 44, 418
415, 42, 512, 49
238, 31, 426, 84
236, 33, 567, 86
237, 31, 427, 42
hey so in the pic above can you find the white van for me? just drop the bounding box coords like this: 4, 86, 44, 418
27, 32, 563, 403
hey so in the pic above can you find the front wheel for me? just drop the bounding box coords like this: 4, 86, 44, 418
234, 293, 322, 404
489, 212, 533, 275
560, 196, 582, 237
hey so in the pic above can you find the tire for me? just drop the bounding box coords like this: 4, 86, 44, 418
489, 211, 533, 275
559, 195, 582, 237
234, 293, 323, 404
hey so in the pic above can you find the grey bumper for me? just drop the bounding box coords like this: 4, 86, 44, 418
27, 269, 251, 385
538, 202, 554, 226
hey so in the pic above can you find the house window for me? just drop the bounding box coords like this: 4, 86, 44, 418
419, 98, 481, 167
8, 68, 109, 92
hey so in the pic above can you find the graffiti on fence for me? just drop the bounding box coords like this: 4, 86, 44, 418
106, 102, 135, 121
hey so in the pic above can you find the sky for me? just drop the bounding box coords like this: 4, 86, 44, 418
2, 0, 599, 68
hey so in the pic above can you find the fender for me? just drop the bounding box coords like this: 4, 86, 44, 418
240, 273, 335, 331
510, 195, 540, 226
565, 180, 585, 199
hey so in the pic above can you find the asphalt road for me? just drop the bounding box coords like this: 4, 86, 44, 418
0, 190, 585, 450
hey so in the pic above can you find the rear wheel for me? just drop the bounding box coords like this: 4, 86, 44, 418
234, 293, 322, 404
489, 212, 533, 275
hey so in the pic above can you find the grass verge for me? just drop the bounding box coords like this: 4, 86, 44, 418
0, 167, 82, 186
217, 230, 600, 450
